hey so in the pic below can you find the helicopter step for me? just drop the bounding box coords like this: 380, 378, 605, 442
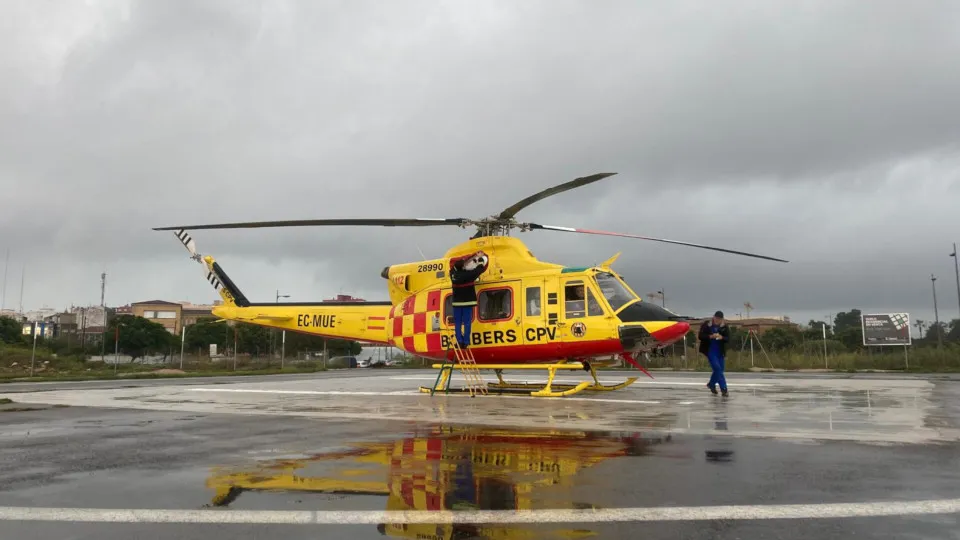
419, 358, 641, 398
426, 334, 488, 397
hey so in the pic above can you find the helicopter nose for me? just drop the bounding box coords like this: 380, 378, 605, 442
618, 321, 690, 353
648, 321, 690, 343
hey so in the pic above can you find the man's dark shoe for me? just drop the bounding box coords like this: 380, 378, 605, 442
707, 384, 718, 395
721, 390, 729, 397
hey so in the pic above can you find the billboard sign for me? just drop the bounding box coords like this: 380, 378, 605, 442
861, 313, 911, 346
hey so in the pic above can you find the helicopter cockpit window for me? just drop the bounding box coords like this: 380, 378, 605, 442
564, 282, 586, 318
478, 288, 512, 321
595, 272, 636, 312
587, 288, 604, 316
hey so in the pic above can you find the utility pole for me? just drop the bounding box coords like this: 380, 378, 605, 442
950, 243, 960, 321
1, 248, 8, 312
932, 274, 942, 347
79, 307, 86, 349
273, 289, 289, 361
114, 325, 119, 373
18, 265, 24, 317
180, 323, 187, 369
822, 322, 828, 368
657, 289, 665, 308
100, 272, 107, 360
30, 322, 38, 377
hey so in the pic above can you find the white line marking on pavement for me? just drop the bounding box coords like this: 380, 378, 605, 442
187, 389, 414, 396
1, 499, 958, 524
388, 376, 771, 387
186, 387, 664, 405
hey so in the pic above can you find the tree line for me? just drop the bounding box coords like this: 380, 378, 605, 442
0, 314, 362, 363
683, 308, 960, 355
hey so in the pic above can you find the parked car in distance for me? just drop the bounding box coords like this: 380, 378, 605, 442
327, 356, 358, 369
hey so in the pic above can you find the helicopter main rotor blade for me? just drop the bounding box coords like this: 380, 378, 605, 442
496, 173, 618, 220
526, 223, 789, 263
153, 218, 470, 231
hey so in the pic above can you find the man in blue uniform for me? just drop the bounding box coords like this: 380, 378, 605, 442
449, 251, 489, 348
699, 310, 730, 396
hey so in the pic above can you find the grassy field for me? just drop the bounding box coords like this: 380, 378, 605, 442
640, 344, 960, 373
0, 343, 336, 382
2, 342, 958, 382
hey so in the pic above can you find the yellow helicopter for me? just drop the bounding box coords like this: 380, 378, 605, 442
155, 173, 786, 396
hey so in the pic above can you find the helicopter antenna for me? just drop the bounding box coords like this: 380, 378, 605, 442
415, 243, 426, 260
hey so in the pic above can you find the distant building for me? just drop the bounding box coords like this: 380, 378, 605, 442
69, 305, 106, 329
129, 299, 216, 335
131, 300, 184, 334
325, 294, 366, 302
21, 320, 56, 339
181, 301, 218, 327
16, 308, 107, 345
22, 308, 58, 322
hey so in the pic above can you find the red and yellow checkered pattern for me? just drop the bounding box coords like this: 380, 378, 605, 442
389, 289, 444, 354
389, 437, 445, 511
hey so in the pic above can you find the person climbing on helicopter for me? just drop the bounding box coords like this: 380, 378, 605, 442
449, 251, 489, 348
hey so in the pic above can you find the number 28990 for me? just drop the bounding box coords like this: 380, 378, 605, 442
417, 263, 444, 272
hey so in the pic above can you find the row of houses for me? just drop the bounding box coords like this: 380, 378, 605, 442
6, 300, 219, 341
8, 294, 369, 340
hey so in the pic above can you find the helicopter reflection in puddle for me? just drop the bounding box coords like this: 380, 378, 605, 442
206, 425, 680, 539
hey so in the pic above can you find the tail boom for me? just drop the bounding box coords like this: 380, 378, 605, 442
212, 303, 392, 344
185, 244, 391, 344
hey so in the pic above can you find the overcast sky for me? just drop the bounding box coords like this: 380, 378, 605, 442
2, 0, 960, 331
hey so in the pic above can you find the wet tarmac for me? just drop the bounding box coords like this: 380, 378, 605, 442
1, 370, 959, 538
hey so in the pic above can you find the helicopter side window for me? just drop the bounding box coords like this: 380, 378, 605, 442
564, 282, 586, 319
526, 287, 541, 316
477, 288, 512, 322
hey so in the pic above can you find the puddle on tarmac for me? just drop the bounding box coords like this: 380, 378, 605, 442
204, 424, 676, 538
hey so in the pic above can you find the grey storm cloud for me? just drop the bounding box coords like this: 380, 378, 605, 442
2, 0, 960, 327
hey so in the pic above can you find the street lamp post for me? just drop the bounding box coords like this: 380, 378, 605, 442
822, 322, 828, 368
950, 243, 960, 321
29, 323, 38, 377
274, 290, 289, 362
180, 323, 188, 369
932, 274, 942, 348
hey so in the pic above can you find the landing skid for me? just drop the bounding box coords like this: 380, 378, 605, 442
419, 361, 641, 398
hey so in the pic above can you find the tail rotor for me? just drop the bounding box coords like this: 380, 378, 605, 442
174, 229, 201, 262
172, 229, 224, 295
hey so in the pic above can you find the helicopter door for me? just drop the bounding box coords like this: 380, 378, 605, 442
521, 280, 549, 347
558, 277, 607, 348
